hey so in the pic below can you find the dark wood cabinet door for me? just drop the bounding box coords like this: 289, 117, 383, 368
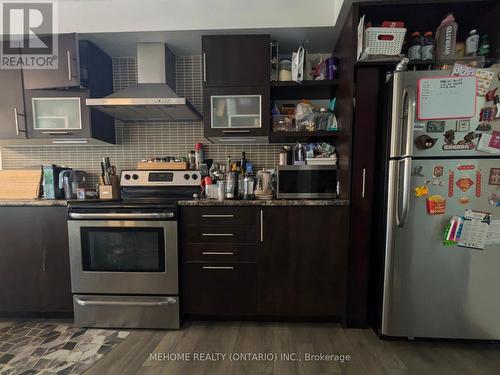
0, 61, 27, 139
202, 35, 270, 87
258, 206, 349, 317
203, 86, 270, 139
182, 262, 257, 316
24, 88, 92, 139
0, 207, 72, 314
41, 207, 72, 313
23, 33, 80, 90
0, 207, 46, 313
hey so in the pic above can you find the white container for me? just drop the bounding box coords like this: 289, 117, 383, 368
363, 27, 407, 56
466, 29, 480, 56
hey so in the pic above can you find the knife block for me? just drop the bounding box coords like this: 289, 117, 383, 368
99, 175, 120, 200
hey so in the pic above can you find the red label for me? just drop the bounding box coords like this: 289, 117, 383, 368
489, 131, 500, 149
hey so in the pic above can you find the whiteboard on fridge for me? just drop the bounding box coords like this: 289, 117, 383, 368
417, 76, 477, 120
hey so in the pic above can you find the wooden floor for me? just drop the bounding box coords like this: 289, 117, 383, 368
81, 321, 500, 375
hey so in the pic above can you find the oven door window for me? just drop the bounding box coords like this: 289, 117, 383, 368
80, 227, 165, 272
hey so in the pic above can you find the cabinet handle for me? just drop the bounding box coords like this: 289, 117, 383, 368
67, 50, 72, 81
14, 107, 19, 136
202, 233, 234, 237
202, 266, 234, 270
202, 251, 235, 255
202, 52, 206, 82
222, 130, 251, 134
201, 214, 234, 218
260, 210, 264, 243
42, 248, 47, 272
361, 168, 366, 199
42, 131, 71, 135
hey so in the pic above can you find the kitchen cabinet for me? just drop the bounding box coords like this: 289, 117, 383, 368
23, 33, 80, 90
258, 206, 349, 318
23, 88, 115, 143
202, 35, 270, 87
203, 86, 270, 142
0, 206, 73, 315
180, 206, 259, 316
0, 66, 27, 139
180, 205, 349, 319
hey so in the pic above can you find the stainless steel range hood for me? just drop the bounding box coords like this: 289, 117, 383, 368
86, 43, 201, 121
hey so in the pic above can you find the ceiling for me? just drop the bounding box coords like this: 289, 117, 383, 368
80, 27, 337, 57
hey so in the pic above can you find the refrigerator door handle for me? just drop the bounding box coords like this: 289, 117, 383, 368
403, 91, 416, 158
396, 157, 412, 228
389, 73, 404, 158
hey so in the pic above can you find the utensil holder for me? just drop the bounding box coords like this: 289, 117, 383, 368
99, 175, 120, 200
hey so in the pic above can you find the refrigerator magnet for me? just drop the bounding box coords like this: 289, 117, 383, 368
433, 165, 444, 179
459, 196, 470, 205
427, 121, 446, 133
456, 176, 474, 192
476, 123, 492, 132
448, 170, 455, 197
456, 120, 470, 132
426, 195, 446, 215
442, 130, 479, 151
488, 168, 500, 185
414, 122, 425, 132
488, 131, 500, 149
412, 166, 425, 177
457, 164, 475, 171
480, 107, 495, 122
415, 185, 429, 197
415, 134, 437, 150
476, 170, 482, 197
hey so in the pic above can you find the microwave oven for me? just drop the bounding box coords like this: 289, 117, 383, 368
277, 165, 338, 199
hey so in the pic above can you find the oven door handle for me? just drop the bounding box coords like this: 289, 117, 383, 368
75, 297, 177, 307
68, 212, 174, 219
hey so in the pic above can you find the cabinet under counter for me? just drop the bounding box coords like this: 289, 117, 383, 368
179, 205, 349, 320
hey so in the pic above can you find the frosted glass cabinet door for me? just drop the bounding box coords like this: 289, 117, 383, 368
32, 98, 82, 130
211, 95, 262, 128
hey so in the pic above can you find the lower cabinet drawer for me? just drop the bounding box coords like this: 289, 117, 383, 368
182, 224, 258, 243
182, 262, 257, 316
182, 244, 257, 262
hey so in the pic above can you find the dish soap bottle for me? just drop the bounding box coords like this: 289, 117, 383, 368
435, 13, 458, 61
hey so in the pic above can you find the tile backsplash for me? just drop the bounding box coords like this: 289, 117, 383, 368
0, 56, 284, 186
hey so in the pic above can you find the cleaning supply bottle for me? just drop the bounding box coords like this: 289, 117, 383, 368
435, 14, 458, 60
465, 29, 480, 56
478, 34, 490, 56
421, 32, 434, 60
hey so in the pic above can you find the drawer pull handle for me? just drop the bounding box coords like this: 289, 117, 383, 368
202, 251, 235, 255
202, 266, 234, 270
201, 214, 235, 218
202, 233, 234, 237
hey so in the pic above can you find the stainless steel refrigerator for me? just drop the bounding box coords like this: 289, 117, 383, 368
381, 67, 500, 339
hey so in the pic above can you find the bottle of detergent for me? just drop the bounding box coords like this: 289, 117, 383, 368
435, 13, 458, 60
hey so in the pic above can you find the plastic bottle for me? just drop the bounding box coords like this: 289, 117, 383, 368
478, 35, 490, 56
465, 29, 480, 56
194, 142, 203, 170
435, 14, 458, 60
421, 32, 434, 60
408, 32, 422, 60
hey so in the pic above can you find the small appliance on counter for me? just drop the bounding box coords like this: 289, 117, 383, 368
277, 165, 338, 199
42, 164, 72, 199
254, 169, 273, 200
58, 170, 87, 199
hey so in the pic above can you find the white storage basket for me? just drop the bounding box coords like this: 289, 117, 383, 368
364, 27, 407, 56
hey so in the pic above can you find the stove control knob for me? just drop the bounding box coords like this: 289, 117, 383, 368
124, 174, 131, 180
132, 174, 139, 180
191, 174, 199, 180
184, 173, 190, 180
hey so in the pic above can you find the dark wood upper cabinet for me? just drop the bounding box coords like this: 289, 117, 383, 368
0, 62, 27, 139
22, 33, 80, 90
202, 35, 270, 87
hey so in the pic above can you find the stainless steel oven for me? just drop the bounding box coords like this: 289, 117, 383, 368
67, 204, 180, 329
277, 165, 338, 199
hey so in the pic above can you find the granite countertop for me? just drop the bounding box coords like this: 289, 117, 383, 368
178, 199, 350, 207
0, 199, 68, 207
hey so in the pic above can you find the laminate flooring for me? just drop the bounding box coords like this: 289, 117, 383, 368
79, 321, 500, 375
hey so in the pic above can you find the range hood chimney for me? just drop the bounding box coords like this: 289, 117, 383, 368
86, 43, 202, 121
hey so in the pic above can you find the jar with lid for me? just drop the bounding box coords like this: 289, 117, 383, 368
279, 59, 292, 81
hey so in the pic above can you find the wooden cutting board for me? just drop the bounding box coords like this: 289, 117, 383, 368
0, 169, 42, 199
